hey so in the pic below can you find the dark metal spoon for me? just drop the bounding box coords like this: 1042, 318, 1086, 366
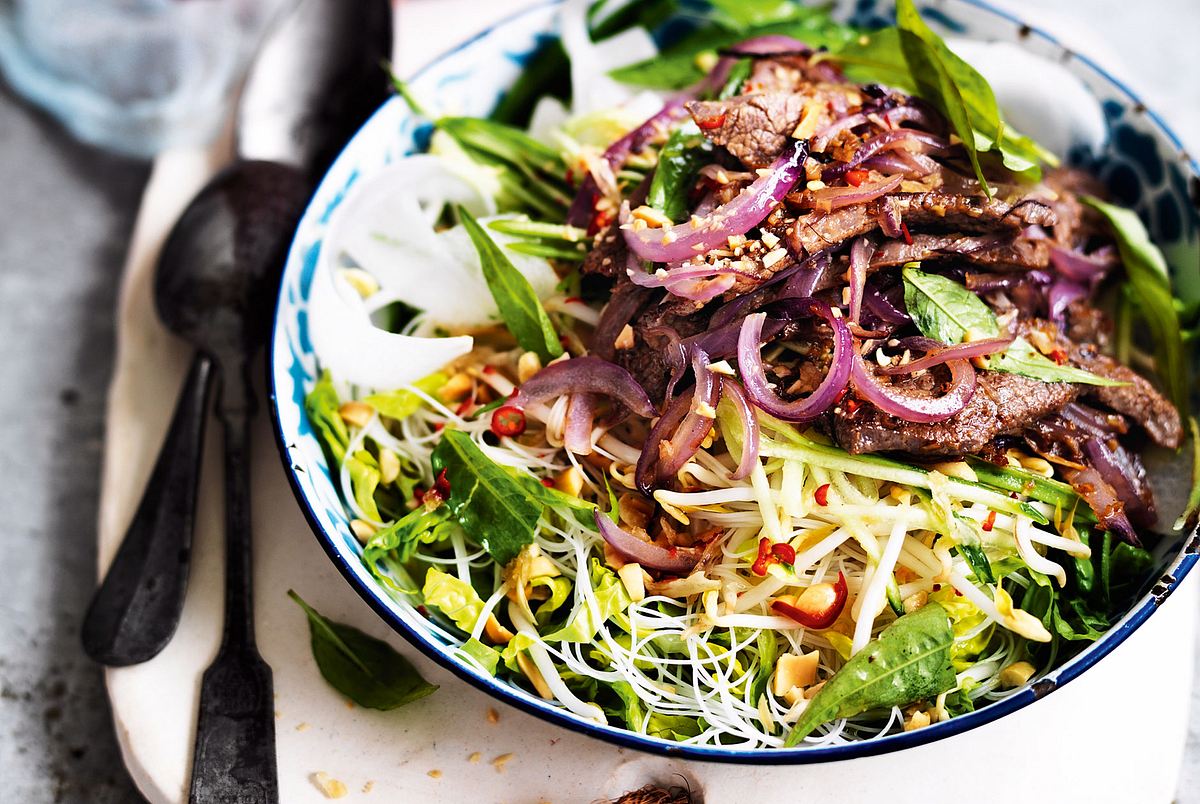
81, 0, 393, 668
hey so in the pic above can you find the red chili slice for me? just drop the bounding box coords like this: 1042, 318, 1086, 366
771, 542, 796, 565
491, 405, 527, 437
845, 169, 869, 187
982, 510, 997, 532
697, 112, 727, 131
771, 571, 848, 630
751, 537, 773, 576
814, 483, 830, 506
900, 222, 913, 245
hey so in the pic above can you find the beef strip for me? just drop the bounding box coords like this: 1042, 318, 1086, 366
581, 223, 626, 278
833, 370, 1080, 455
686, 93, 806, 169
870, 233, 1050, 270
1017, 317, 1183, 448
614, 292, 711, 402
780, 192, 1054, 260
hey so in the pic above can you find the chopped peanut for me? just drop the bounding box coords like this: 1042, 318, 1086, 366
349, 519, 377, 543
772, 651, 820, 696
338, 401, 373, 429
617, 563, 647, 602
614, 323, 636, 350
518, 351, 542, 383
311, 772, 348, 799
999, 660, 1037, 688
378, 449, 401, 485
904, 710, 931, 731
438, 372, 474, 403
554, 466, 584, 497
484, 614, 514, 644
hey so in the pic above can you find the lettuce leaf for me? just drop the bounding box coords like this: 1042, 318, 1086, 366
422, 567, 487, 633
305, 370, 349, 466
545, 559, 632, 643
363, 372, 448, 420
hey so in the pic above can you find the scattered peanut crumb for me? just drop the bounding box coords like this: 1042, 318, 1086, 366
311, 771, 348, 799
362, 781, 375, 794
614, 323, 635, 350
468, 751, 482, 764
428, 770, 443, 779
345, 700, 355, 709
491, 753, 515, 772
486, 707, 499, 724
295, 722, 311, 732
274, 710, 281, 719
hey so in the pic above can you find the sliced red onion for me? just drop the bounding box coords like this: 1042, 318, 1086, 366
1065, 465, 1140, 546
1047, 277, 1088, 322
626, 259, 748, 303
861, 150, 940, 179
1083, 437, 1155, 527
1061, 402, 1128, 437
517, 356, 655, 418
593, 510, 703, 574
619, 140, 807, 263
635, 391, 690, 495
779, 250, 836, 299
591, 285, 651, 360
879, 336, 1012, 375
847, 237, 875, 324
823, 130, 949, 181
657, 348, 720, 481
807, 174, 903, 211
726, 34, 812, 54
567, 100, 690, 227
1049, 245, 1117, 284
720, 377, 760, 480
850, 347, 976, 423
564, 393, 597, 455
876, 195, 903, 238
863, 280, 911, 325
812, 112, 869, 152
737, 304, 852, 423
709, 251, 830, 328
645, 324, 689, 399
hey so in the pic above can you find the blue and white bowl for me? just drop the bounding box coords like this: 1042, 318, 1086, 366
270, 0, 1199, 763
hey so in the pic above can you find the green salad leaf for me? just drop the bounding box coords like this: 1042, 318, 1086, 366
458, 206, 564, 363
345, 451, 382, 522
289, 590, 438, 710
646, 121, 711, 222
363, 372, 448, 420
1082, 196, 1191, 413
456, 637, 501, 676
422, 567, 488, 632
709, 0, 799, 29
363, 505, 454, 572
902, 265, 1123, 387
545, 558, 632, 642
1176, 416, 1200, 532
305, 370, 349, 466
784, 602, 956, 745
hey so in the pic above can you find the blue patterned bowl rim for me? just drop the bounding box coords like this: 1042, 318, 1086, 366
269, 0, 1200, 763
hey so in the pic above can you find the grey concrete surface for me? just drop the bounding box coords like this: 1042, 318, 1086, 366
0, 80, 148, 802
0, 2, 1196, 803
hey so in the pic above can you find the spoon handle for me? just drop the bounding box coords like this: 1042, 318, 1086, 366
189, 365, 278, 803
82, 351, 216, 666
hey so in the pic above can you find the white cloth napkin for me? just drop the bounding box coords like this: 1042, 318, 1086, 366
97, 2, 1197, 802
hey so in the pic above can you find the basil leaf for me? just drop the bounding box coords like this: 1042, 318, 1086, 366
1082, 196, 1191, 413
894, 0, 993, 193
784, 602, 956, 745
903, 264, 999, 343
288, 590, 438, 710
458, 206, 564, 363
709, 0, 799, 29
988, 337, 1126, 387
489, 38, 571, 127
609, 15, 858, 90
830, 27, 912, 89
432, 429, 592, 564
304, 370, 349, 466
646, 122, 711, 222
716, 58, 754, 100
904, 266, 1119, 386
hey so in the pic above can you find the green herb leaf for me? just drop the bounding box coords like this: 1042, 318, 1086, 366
903, 266, 1121, 386
709, 0, 798, 29
304, 370, 349, 466
458, 206, 563, 363
608, 15, 859, 90
894, 0, 994, 193
432, 430, 543, 564
716, 57, 754, 100
903, 264, 999, 343
646, 121, 712, 222
1175, 416, 1200, 532
487, 217, 588, 244
288, 590, 438, 710
1082, 196, 1191, 413
363, 505, 455, 573
988, 337, 1127, 387
784, 602, 956, 745
363, 372, 448, 420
